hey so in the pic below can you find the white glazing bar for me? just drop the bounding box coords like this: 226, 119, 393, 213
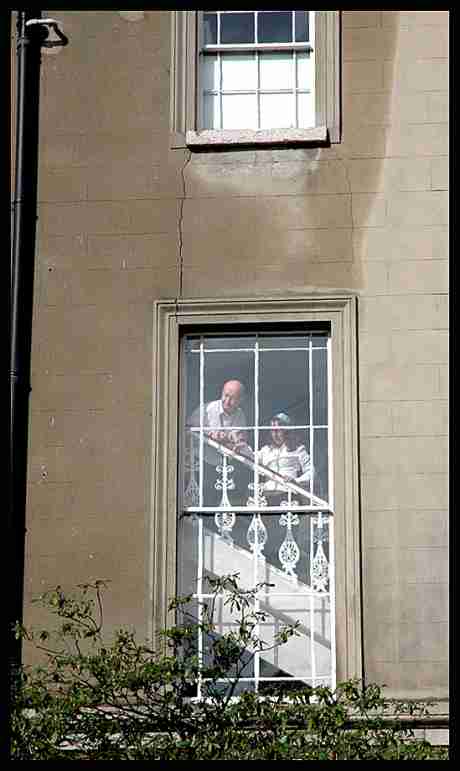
309, 335, 314, 503
253, 338, 260, 691
190, 347, 328, 353
197, 514, 204, 699
310, 575, 317, 687
309, 513, 315, 588
218, 51, 223, 130
327, 335, 336, 687
256, 51, 261, 129
255, 12, 260, 130
253, 564, 260, 692
294, 50, 298, 127
203, 42, 312, 52
187, 505, 329, 513
192, 425, 329, 432
191, 347, 256, 353
219, 90, 299, 96
254, 339, 260, 507
308, 335, 317, 687
329, 515, 336, 688
199, 339, 204, 509
327, 336, 334, 510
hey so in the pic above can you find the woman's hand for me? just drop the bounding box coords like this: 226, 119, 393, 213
233, 441, 253, 457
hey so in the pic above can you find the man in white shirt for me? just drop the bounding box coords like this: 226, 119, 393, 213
187, 380, 248, 506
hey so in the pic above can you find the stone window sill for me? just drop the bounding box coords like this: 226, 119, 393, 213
185, 125, 329, 150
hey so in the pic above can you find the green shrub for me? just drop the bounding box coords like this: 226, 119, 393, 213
11, 576, 448, 760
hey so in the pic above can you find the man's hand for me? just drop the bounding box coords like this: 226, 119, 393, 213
208, 430, 226, 443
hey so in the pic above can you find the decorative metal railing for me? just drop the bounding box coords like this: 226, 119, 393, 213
181, 434, 334, 693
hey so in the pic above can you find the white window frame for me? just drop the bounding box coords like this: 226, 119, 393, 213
170, 11, 341, 149
150, 296, 362, 685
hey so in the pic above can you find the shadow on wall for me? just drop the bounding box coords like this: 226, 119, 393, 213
179, 10, 401, 301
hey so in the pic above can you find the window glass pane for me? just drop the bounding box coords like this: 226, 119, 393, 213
222, 93, 258, 129
297, 92, 315, 128
312, 348, 328, 426
259, 599, 331, 678
203, 93, 221, 129
259, 348, 310, 426
202, 54, 220, 91
260, 93, 295, 129
312, 428, 329, 502
182, 333, 329, 512
203, 336, 257, 350
203, 350, 254, 423
259, 335, 311, 350
297, 51, 314, 88
175, 309, 342, 694
259, 52, 294, 91
177, 517, 200, 597
258, 11, 293, 43
294, 11, 309, 42
184, 345, 201, 429
220, 12, 255, 44
221, 53, 257, 91
203, 12, 217, 45
311, 335, 329, 349
203, 513, 256, 579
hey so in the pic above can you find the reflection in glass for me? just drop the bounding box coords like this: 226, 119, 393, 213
222, 94, 258, 129
259, 348, 310, 427
260, 93, 294, 130
202, 595, 255, 678
259, 52, 294, 90
258, 335, 310, 350
221, 12, 255, 44
259, 600, 331, 679
295, 11, 309, 42
297, 50, 314, 88
297, 92, 315, 129
202, 54, 219, 91
258, 11, 292, 43
203, 12, 217, 45
203, 93, 220, 130
313, 348, 328, 426
179, 330, 333, 691
178, 510, 332, 688
200, 11, 316, 132
201, 336, 257, 351
311, 335, 328, 349
221, 53, 257, 91
313, 428, 329, 502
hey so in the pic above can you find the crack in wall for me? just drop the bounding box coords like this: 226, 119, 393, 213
177, 149, 192, 300
343, 158, 356, 268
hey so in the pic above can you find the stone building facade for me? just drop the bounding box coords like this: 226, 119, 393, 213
12, 10, 448, 720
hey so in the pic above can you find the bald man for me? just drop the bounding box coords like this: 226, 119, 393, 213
190, 379, 247, 450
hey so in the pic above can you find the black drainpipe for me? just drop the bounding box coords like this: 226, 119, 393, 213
9, 13, 68, 755
10, 10, 68, 681
10, 8, 45, 675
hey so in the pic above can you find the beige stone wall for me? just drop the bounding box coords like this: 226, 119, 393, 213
19, 10, 448, 697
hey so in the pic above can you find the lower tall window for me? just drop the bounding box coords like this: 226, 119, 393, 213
178, 329, 335, 694
152, 297, 361, 694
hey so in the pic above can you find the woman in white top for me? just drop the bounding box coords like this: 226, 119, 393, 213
255, 412, 313, 495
